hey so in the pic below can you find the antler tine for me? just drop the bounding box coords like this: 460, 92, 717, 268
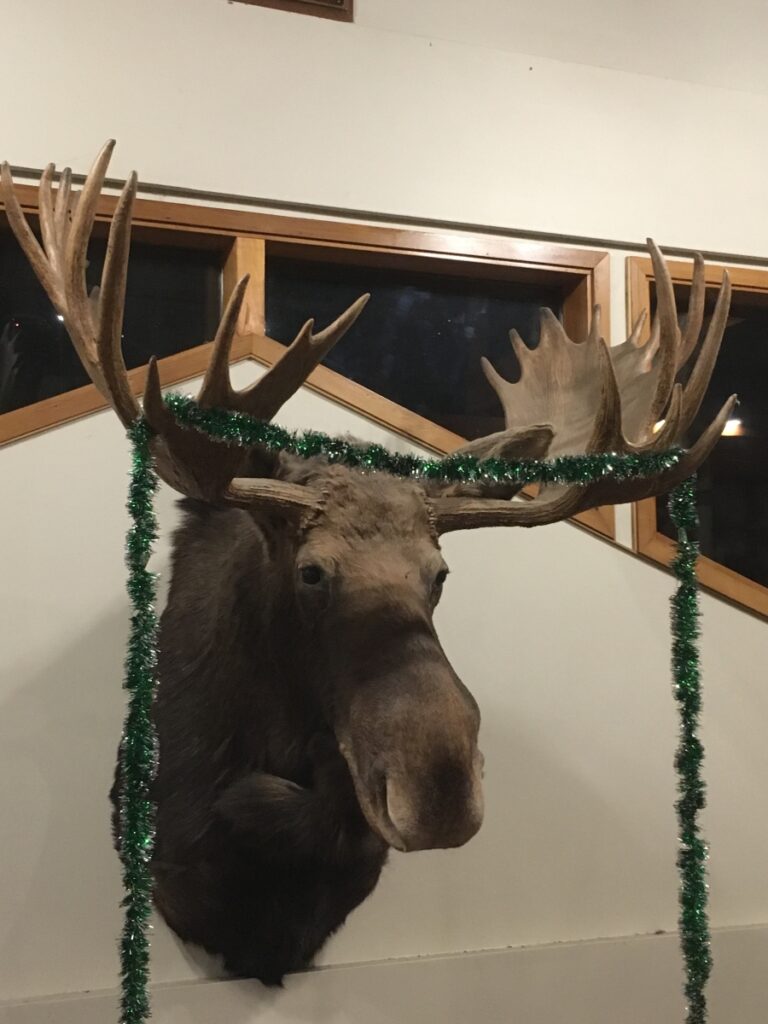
198, 274, 250, 409
567, 392, 738, 510
679, 270, 731, 434
480, 353, 514, 423
64, 141, 116, 357
229, 293, 370, 421
626, 308, 648, 349
590, 329, 624, 451
587, 304, 602, 345
97, 170, 140, 426
647, 239, 681, 425
0, 161, 61, 307
197, 287, 369, 420
54, 166, 73, 248
649, 383, 684, 450
681, 252, 706, 365
37, 163, 61, 277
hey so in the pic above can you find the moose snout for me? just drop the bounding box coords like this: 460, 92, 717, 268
336, 640, 485, 854
383, 749, 485, 852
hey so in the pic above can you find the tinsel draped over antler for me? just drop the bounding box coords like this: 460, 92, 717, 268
433, 245, 734, 530
0, 141, 735, 532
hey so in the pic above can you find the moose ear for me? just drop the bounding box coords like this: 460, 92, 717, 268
237, 445, 282, 479
453, 424, 554, 462
231, 449, 320, 550
424, 425, 554, 500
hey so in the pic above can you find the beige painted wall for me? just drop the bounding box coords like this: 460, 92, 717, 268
1, 0, 767, 1017
2, 358, 767, 1008
4, 0, 768, 253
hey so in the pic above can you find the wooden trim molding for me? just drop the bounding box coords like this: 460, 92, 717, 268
627, 255, 768, 618
635, 495, 768, 618
232, 0, 353, 22
0, 337, 252, 447
3, 181, 612, 280
224, 237, 266, 334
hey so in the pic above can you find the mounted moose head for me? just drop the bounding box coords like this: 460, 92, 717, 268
1, 142, 735, 985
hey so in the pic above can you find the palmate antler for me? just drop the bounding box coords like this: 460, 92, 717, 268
0, 140, 368, 514
2, 141, 734, 532
431, 244, 736, 531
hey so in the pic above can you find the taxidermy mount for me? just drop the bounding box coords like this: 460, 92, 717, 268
0, 142, 735, 984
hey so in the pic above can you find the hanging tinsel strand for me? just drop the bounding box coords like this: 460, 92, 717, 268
668, 478, 712, 1023
117, 395, 709, 1024
120, 420, 160, 1024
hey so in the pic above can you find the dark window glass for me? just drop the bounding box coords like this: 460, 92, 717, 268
266, 256, 564, 439
655, 286, 768, 589
0, 233, 221, 414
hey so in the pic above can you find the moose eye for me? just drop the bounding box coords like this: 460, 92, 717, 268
299, 564, 325, 586
434, 568, 449, 589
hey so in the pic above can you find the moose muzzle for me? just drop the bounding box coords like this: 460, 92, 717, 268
336, 646, 484, 852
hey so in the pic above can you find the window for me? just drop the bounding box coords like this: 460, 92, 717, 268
0, 234, 221, 416
259, 234, 612, 537
233, 0, 353, 22
0, 185, 611, 537
628, 256, 768, 617
0, 190, 244, 444
266, 254, 563, 442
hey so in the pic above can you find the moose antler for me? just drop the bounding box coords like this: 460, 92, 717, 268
0, 141, 368, 511
2, 142, 733, 531
431, 243, 736, 532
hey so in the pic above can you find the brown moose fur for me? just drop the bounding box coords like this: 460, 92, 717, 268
111, 453, 483, 984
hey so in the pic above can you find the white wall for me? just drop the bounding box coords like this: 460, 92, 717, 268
4, 0, 768, 255
3, 360, 768, 1015
2, 0, 768, 1019
4, 930, 768, 1024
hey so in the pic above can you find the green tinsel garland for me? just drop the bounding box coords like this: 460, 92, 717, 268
121, 420, 159, 1024
118, 395, 711, 1024
668, 477, 712, 1023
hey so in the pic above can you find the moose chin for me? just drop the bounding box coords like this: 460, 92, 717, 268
1, 140, 735, 985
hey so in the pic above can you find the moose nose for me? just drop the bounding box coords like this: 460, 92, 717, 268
384, 757, 484, 852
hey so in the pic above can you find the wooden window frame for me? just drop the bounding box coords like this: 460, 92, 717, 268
628, 255, 768, 618
233, 0, 353, 22
0, 187, 612, 537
